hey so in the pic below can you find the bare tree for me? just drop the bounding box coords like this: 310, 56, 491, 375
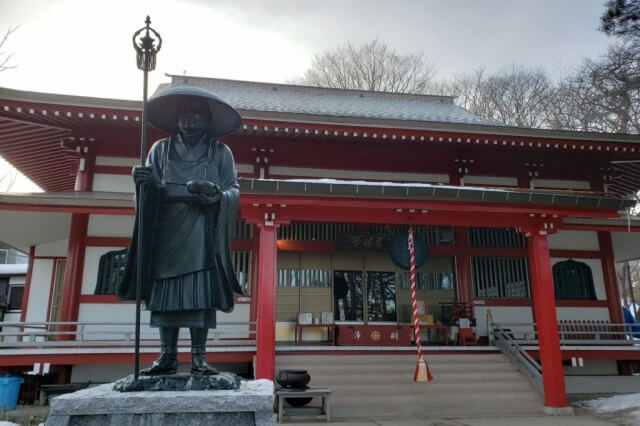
447, 66, 555, 128
552, 41, 640, 133
0, 26, 18, 73
0, 170, 17, 192
601, 0, 640, 39
295, 39, 436, 94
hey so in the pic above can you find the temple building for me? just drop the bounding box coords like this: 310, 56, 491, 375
1, 75, 640, 416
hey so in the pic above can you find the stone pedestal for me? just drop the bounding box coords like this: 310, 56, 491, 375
45, 379, 275, 426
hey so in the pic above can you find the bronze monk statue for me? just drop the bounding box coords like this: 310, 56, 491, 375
116, 86, 243, 376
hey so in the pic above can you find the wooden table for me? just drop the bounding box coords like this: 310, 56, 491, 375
294, 324, 335, 345
276, 388, 332, 423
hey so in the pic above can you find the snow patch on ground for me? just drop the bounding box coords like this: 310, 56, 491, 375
0, 421, 20, 426
582, 393, 640, 425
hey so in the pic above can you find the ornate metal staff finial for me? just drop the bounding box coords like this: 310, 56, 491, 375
133, 15, 162, 72
131, 16, 161, 380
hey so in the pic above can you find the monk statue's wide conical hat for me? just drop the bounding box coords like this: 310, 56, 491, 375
147, 86, 242, 137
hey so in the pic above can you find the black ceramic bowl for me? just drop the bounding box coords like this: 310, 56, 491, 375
276, 369, 311, 389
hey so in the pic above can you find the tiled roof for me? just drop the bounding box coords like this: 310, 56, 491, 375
159, 75, 501, 126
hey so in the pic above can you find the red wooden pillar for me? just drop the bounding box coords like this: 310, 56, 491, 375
454, 227, 473, 306
249, 232, 261, 334
254, 223, 278, 380
19, 246, 35, 322
527, 230, 568, 408
74, 146, 95, 192
598, 231, 623, 324
57, 213, 89, 339
56, 144, 94, 338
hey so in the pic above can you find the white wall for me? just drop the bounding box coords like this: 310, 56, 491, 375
462, 175, 518, 186
9, 276, 25, 286
34, 239, 68, 257
551, 258, 606, 300
24, 259, 53, 323
556, 307, 610, 321
474, 306, 533, 337
96, 156, 137, 167
87, 215, 134, 237
92, 174, 135, 193
76, 303, 250, 340
548, 230, 599, 251
612, 231, 640, 262
531, 178, 591, 190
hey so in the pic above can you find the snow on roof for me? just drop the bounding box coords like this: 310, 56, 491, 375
159, 75, 501, 127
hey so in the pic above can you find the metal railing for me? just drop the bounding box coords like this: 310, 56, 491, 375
492, 320, 640, 395
0, 321, 256, 349
493, 321, 640, 347
558, 320, 640, 345
492, 323, 543, 393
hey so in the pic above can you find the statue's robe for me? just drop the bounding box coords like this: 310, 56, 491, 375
116, 135, 242, 327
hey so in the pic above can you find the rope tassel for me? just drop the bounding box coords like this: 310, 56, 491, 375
408, 226, 433, 383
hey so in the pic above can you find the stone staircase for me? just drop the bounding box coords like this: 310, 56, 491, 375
275, 353, 542, 418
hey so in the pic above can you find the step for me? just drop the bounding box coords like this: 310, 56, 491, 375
330, 399, 543, 418
291, 370, 527, 385
311, 381, 536, 396
277, 353, 506, 365
276, 361, 518, 376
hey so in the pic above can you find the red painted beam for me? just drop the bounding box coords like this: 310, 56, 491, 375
94, 166, 131, 175
240, 194, 620, 218
86, 237, 130, 247
277, 240, 337, 252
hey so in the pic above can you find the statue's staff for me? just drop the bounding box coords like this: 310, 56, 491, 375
132, 16, 162, 379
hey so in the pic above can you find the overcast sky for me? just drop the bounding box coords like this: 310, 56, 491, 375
0, 0, 617, 191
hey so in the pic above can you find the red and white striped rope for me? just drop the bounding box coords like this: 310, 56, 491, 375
408, 227, 424, 363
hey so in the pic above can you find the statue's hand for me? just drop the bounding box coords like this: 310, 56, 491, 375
132, 166, 153, 186
196, 192, 221, 204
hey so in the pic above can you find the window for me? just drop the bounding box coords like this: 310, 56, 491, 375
366, 272, 397, 322
469, 228, 525, 248
334, 271, 363, 321
7, 285, 24, 311
396, 272, 455, 290
552, 259, 596, 300
95, 249, 128, 295
232, 251, 252, 294
472, 257, 529, 299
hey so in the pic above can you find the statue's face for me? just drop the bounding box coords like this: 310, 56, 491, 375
177, 98, 211, 138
